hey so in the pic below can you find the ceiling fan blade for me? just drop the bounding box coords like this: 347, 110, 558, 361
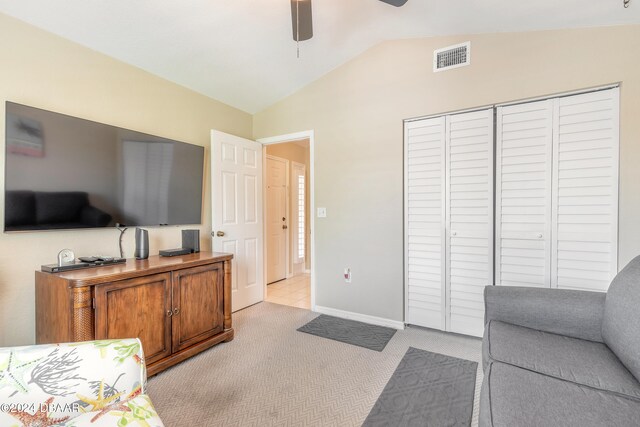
378, 0, 409, 6
291, 0, 313, 42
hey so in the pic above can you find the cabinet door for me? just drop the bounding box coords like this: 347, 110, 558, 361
94, 273, 172, 365
171, 263, 225, 352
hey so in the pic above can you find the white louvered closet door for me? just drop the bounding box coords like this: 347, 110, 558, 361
552, 88, 619, 291
404, 117, 446, 330
446, 109, 494, 337
495, 100, 553, 288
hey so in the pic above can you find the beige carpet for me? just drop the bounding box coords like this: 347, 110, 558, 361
148, 302, 483, 426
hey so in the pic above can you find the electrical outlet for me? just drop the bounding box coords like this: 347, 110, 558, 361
317, 207, 327, 218
344, 267, 351, 283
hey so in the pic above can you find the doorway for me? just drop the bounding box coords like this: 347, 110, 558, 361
211, 129, 314, 312
260, 135, 313, 310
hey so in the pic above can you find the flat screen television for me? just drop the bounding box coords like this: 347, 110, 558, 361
4, 102, 204, 232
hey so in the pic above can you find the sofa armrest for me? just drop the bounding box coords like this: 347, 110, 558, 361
81, 204, 112, 227
484, 286, 606, 342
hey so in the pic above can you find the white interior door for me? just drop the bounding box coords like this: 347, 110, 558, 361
211, 130, 263, 312
495, 87, 619, 292
551, 88, 619, 291
266, 155, 288, 284
404, 109, 494, 338
404, 116, 446, 331
445, 108, 494, 337
496, 99, 553, 288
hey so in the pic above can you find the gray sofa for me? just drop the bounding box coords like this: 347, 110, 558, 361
4, 190, 112, 231
479, 256, 640, 427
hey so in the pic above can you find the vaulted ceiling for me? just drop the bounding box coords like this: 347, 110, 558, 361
0, 0, 637, 113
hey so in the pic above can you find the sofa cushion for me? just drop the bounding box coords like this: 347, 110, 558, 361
0, 339, 146, 424
5, 190, 36, 227
34, 191, 89, 224
482, 361, 640, 427
602, 255, 640, 383
483, 320, 640, 401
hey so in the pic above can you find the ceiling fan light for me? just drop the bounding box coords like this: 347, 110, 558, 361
291, 0, 313, 42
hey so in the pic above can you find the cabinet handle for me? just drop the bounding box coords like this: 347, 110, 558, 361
173, 307, 180, 315
167, 310, 173, 317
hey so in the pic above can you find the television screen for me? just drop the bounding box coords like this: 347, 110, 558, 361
4, 102, 204, 232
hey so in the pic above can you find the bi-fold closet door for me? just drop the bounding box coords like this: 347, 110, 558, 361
406, 87, 619, 337
495, 88, 619, 292
494, 99, 554, 288
405, 108, 493, 337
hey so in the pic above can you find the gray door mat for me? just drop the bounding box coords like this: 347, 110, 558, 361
363, 347, 478, 427
297, 314, 397, 352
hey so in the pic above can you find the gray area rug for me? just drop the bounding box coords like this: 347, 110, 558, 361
363, 347, 478, 427
148, 303, 483, 426
297, 314, 397, 351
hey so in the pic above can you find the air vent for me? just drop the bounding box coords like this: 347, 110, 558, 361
433, 42, 470, 72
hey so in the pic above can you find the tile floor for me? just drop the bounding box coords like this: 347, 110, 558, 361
265, 273, 311, 309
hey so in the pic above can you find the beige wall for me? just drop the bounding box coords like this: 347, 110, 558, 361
3, 14, 639, 344
266, 141, 311, 272
254, 25, 640, 323
0, 13, 252, 346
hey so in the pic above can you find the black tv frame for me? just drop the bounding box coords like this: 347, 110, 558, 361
4, 101, 206, 233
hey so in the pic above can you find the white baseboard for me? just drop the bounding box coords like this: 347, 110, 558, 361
313, 305, 405, 330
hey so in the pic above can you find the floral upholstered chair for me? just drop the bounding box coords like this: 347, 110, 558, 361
0, 338, 164, 426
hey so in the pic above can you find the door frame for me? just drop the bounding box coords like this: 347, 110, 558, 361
265, 154, 291, 282
257, 130, 316, 310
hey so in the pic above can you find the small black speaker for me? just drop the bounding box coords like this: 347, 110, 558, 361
182, 229, 200, 253
134, 228, 149, 260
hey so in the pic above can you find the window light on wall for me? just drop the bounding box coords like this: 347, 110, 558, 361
297, 173, 305, 261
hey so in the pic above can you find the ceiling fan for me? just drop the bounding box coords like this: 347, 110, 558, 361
291, 0, 409, 46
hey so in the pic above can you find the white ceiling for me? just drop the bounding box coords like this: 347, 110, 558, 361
0, 0, 638, 113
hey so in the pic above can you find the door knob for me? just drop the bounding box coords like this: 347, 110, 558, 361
173, 307, 180, 315
167, 310, 173, 317
283, 225, 288, 230
216, 231, 225, 237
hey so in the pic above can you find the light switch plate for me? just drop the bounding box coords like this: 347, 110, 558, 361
317, 207, 327, 218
